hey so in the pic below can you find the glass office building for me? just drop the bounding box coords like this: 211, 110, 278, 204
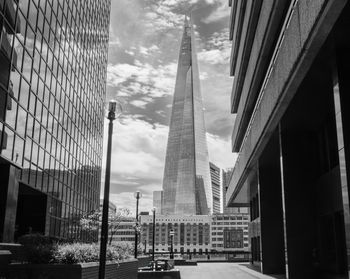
162, 16, 212, 215
0, 0, 111, 242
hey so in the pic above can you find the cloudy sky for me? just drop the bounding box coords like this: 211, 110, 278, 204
103, 0, 237, 213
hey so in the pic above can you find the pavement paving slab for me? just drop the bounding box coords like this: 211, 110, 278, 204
177, 263, 286, 279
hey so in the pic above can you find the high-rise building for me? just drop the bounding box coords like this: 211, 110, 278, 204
222, 168, 235, 214
162, 16, 211, 215
227, 0, 350, 277
153, 190, 163, 212
0, 0, 111, 242
209, 162, 222, 213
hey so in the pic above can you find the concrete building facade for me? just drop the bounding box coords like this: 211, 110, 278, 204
153, 190, 163, 212
211, 213, 249, 252
222, 168, 236, 214
227, 0, 350, 278
141, 215, 211, 254
210, 162, 222, 213
140, 213, 249, 254
162, 16, 212, 216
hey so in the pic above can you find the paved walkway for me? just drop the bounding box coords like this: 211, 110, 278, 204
178, 263, 285, 279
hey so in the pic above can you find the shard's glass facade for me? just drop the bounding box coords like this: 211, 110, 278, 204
162, 17, 212, 215
0, 0, 111, 242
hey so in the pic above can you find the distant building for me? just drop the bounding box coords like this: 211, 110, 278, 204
211, 213, 249, 252
140, 212, 249, 254
98, 200, 135, 244
222, 169, 235, 214
210, 162, 222, 213
153, 191, 163, 212
110, 218, 135, 243
140, 215, 211, 254
162, 16, 212, 215
139, 212, 150, 216
100, 200, 117, 215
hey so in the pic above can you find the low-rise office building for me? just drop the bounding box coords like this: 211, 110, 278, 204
211, 213, 249, 252
140, 213, 249, 254
141, 215, 211, 254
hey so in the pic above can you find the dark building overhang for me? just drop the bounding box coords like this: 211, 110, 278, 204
229, 0, 238, 41
231, 0, 292, 152
229, 0, 245, 72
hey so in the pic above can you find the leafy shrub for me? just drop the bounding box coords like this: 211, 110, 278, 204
53, 243, 100, 264
18, 234, 57, 264
53, 242, 131, 264
18, 234, 133, 264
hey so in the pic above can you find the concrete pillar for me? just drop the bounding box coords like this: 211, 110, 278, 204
280, 130, 318, 279
0, 164, 19, 243
258, 131, 285, 275
335, 47, 350, 276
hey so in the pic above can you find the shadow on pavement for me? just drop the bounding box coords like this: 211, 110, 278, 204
238, 263, 286, 279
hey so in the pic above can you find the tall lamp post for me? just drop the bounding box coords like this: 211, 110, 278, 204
99, 100, 121, 279
134, 191, 142, 258
169, 229, 175, 259
151, 207, 156, 262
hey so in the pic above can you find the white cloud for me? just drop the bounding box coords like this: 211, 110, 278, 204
198, 48, 230, 65
107, 62, 177, 98
200, 72, 209, 80
206, 132, 237, 169
202, 0, 229, 24
130, 100, 148, 109
197, 29, 231, 65
155, 110, 166, 117
100, 116, 169, 212
125, 49, 135, 56
110, 192, 154, 214
102, 116, 169, 178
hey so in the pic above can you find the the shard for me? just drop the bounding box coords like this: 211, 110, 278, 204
161, 16, 212, 215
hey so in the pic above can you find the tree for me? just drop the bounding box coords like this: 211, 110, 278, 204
80, 207, 132, 245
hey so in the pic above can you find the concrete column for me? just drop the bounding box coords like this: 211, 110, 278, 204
336, 48, 350, 276
280, 130, 319, 279
258, 131, 285, 275
0, 164, 19, 243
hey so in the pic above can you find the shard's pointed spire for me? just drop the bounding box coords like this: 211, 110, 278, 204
184, 14, 190, 27
161, 16, 212, 216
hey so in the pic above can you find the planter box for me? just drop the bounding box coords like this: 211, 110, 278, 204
8, 258, 138, 279
138, 269, 181, 279
174, 259, 197, 266
137, 256, 152, 268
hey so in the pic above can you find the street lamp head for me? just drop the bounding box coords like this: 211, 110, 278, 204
169, 229, 175, 236
151, 207, 156, 213
109, 100, 117, 113
134, 191, 142, 199
107, 100, 123, 120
